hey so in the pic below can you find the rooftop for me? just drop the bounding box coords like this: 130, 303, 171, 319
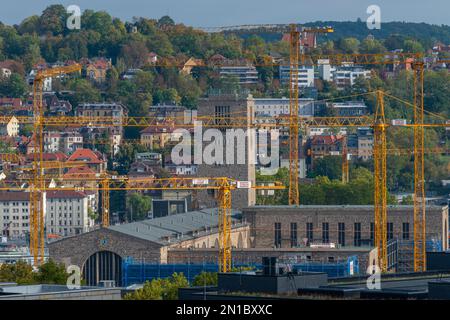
108, 208, 245, 245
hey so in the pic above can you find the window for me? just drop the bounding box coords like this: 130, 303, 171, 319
387, 223, 394, 241
402, 223, 410, 240
338, 223, 345, 246
322, 223, 329, 243
354, 223, 361, 246
290, 223, 298, 247
215, 106, 231, 126
370, 223, 375, 246
306, 222, 313, 243
274, 222, 281, 248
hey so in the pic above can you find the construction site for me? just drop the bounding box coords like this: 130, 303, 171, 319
0, 3, 449, 302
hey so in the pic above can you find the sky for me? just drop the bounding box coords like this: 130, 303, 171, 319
1, 0, 449, 27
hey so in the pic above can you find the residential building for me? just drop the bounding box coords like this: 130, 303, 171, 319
44, 131, 83, 154
220, 66, 259, 84
165, 163, 198, 176
357, 128, 374, 160
254, 97, 315, 117
0, 191, 36, 239
75, 103, 127, 155
147, 104, 197, 124
279, 65, 314, 87
67, 148, 107, 173
45, 190, 95, 237
317, 59, 334, 81
329, 101, 368, 117
44, 93, 72, 115
308, 134, 342, 160
121, 68, 142, 80
307, 127, 348, 137
140, 122, 183, 150
147, 52, 158, 65
180, 57, 203, 75
84, 58, 112, 83
0, 98, 24, 115
333, 66, 371, 89
0, 116, 19, 137
27, 70, 52, 92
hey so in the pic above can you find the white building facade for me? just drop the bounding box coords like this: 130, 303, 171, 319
45, 191, 95, 237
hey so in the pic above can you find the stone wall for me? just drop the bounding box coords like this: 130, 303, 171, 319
49, 225, 251, 266
49, 228, 164, 268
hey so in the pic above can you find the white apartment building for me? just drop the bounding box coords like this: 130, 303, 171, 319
0, 192, 35, 239
307, 127, 348, 136
333, 67, 372, 89
0, 116, 19, 137
45, 190, 95, 237
254, 97, 315, 117
219, 66, 259, 84
44, 131, 83, 154
279, 65, 315, 87
317, 59, 335, 82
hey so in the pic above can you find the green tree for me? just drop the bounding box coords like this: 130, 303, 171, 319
403, 39, 425, 53
338, 37, 360, 54
310, 156, 342, 180
0, 261, 34, 284
126, 193, 152, 221
0, 73, 27, 98
124, 272, 188, 300
120, 40, 149, 68
34, 259, 69, 285
39, 5, 67, 35
157, 16, 175, 29
192, 272, 218, 287
401, 195, 414, 205
67, 78, 101, 107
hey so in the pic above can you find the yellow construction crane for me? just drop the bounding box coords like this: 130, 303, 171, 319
9, 46, 448, 271
341, 135, 349, 184
13, 173, 283, 272
29, 63, 82, 265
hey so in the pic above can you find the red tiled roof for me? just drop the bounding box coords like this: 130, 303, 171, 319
0, 98, 22, 108
311, 135, 340, 145
26, 152, 68, 162
63, 166, 96, 177
68, 148, 103, 164
140, 122, 175, 134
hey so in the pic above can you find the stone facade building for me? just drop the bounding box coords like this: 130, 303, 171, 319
49, 209, 250, 284
196, 93, 256, 210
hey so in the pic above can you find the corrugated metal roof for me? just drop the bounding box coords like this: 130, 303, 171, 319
108, 208, 243, 245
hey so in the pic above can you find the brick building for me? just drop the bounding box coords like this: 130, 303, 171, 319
241, 205, 448, 251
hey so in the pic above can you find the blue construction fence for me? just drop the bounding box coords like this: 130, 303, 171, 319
427, 240, 443, 252
122, 256, 359, 286
292, 256, 359, 278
